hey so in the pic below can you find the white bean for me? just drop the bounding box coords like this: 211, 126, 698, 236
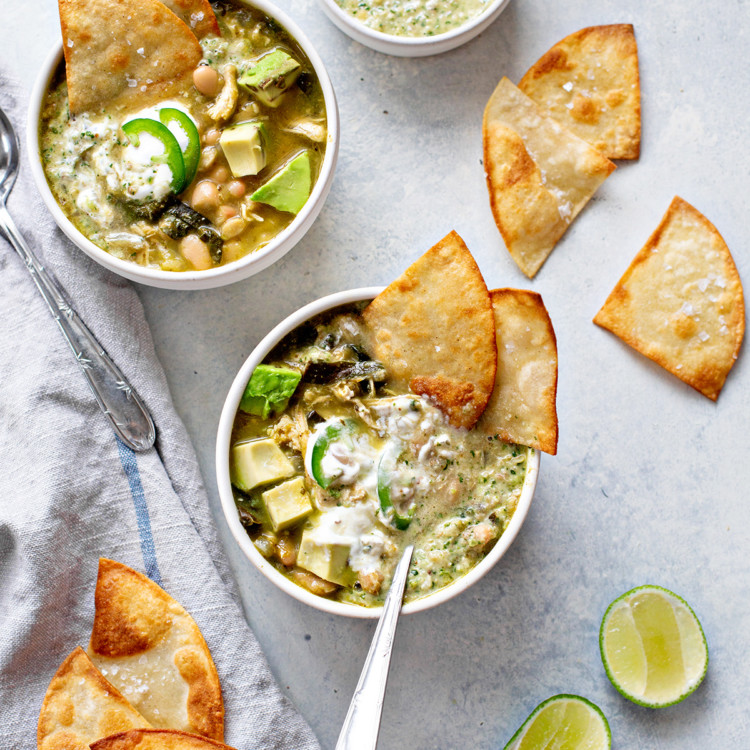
221, 216, 246, 240
210, 165, 230, 183
180, 234, 213, 270
217, 205, 238, 222
204, 128, 221, 145
193, 65, 219, 98
227, 180, 246, 198
190, 180, 219, 212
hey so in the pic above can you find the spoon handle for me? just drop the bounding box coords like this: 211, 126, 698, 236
335, 545, 415, 750
0, 206, 155, 452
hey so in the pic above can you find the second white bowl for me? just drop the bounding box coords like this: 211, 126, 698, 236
316, 0, 512, 57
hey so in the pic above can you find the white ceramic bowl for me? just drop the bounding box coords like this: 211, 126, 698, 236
315, 0, 511, 57
27, 0, 339, 290
216, 286, 540, 619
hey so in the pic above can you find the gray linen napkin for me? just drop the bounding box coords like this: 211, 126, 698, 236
0, 78, 320, 750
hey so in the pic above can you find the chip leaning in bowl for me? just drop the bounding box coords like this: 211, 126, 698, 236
40, 0, 327, 272
229, 232, 558, 607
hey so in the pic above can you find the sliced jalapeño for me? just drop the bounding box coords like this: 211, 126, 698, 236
377, 445, 414, 531
121, 118, 186, 194
307, 418, 354, 489
159, 108, 201, 188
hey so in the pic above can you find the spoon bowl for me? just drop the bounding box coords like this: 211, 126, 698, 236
0, 108, 19, 202
0, 106, 155, 451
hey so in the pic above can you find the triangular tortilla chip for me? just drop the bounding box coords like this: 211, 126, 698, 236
594, 196, 745, 400
478, 289, 558, 454
90, 729, 237, 750
362, 231, 496, 429
483, 78, 615, 278
87, 559, 224, 741
519, 24, 641, 160
159, 0, 220, 38
59, 0, 202, 114
37, 647, 150, 750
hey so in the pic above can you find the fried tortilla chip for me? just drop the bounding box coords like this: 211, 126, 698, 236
87, 559, 224, 741
362, 231, 496, 429
90, 729, 237, 750
159, 0, 220, 38
594, 197, 745, 400
37, 647, 150, 750
519, 24, 641, 160
478, 289, 558, 454
483, 78, 615, 278
59, 0, 202, 114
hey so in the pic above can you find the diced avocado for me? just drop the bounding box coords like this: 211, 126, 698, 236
231, 438, 294, 492
250, 152, 311, 215
297, 530, 352, 586
262, 476, 313, 532
240, 364, 301, 419
238, 49, 301, 107
219, 121, 267, 178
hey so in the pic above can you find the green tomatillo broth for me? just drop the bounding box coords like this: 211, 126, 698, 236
229, 302, 530, 608
39, 1, 327, 272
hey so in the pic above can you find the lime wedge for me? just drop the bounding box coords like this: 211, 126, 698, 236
600, 585, 708, 708
504, 694, 610, 750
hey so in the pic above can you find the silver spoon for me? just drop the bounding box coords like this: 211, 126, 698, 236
336, 544, 415, 750
0, 107, 155, 452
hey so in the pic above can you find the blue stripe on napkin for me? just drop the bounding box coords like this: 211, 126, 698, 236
115, 436, 162, 585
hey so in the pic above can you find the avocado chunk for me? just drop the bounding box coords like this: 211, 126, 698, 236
297, 530, 352, 586
238, 49, 301, 107
262, 476, 313, 532
250, 152, 311, 215
231, 438, 295, 492
240, 364, 301, 419
219, 121, 267, 177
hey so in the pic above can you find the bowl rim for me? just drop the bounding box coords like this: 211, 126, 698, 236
26, 0, 340, 291
315, 0, 512, 57
215, 285, 540, 619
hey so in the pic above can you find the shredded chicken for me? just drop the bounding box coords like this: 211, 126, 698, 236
358, 569, 384, 596
240, 198, 265, 223
198, 145, 217, 171
351, 398, 379, 430
104, 232, 147, 250
283, 118, 326, 143
268, 407, 309, 455
340, 485, 369, 505
207, 64, 239, 122
332, 382, 358, 402
131, 220, 163, 239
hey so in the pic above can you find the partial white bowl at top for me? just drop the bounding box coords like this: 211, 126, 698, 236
27, 0, 339, 290
316, 0, 511, 57
215, 286, 540, 619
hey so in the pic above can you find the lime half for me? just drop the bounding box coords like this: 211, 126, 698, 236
504, 694, 611, 750
600, 585, 708, 708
